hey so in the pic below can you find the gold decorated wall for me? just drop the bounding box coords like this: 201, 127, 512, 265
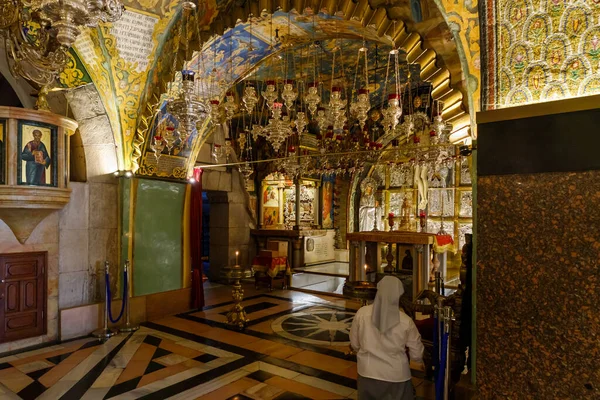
483, 0, 600, 108
72, 3, 183, 172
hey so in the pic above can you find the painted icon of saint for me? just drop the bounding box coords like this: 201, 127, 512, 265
21, 129, 50, 185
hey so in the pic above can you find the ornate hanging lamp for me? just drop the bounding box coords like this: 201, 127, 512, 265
350, 42, 371, 130
165, 3, 211, 145
167, 69, 211, 143
381, 41, 403, 135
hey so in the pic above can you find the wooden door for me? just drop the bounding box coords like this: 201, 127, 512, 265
0, 252, 46, 343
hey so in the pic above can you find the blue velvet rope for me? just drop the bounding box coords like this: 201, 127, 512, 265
433, 315, 439, 378
435, 332, 449, 400
106, 270, 127, 323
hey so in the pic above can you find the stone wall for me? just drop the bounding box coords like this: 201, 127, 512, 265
58, 181, 118, 308
60, 84, 119, 308
0, 84, 118, 352
204, 168, 255, 281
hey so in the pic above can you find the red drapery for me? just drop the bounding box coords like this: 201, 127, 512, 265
190, 167, 204, 309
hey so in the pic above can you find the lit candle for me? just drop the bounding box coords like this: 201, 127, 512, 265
235, 251, 239, 265
364, 264, 368, 273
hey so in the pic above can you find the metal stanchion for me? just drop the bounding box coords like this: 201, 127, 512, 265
92, 261, 118, 339
437, 297, 444, 364
119, 261, 139, 332
442, 306, 455, 400
435, 271, 444, 295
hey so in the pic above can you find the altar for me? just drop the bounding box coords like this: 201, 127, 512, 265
252, 172, 336, 270
250, 228, 335, 269
346, 231, 451, 299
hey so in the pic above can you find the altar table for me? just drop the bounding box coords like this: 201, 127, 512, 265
251, 255, 291, 291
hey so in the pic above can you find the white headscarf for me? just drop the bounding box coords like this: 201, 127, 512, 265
372, 276, 404, 333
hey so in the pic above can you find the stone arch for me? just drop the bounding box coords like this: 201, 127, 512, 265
174, 4, 475, 176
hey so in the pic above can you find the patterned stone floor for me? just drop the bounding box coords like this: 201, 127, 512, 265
0, 284, 434, 399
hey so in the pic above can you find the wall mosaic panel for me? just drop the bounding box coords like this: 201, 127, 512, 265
483, 0, 600, 108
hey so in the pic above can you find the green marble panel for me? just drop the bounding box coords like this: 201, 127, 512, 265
133, 179, 185, 296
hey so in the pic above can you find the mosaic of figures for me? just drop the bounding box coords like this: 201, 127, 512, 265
493, 0, 600, 106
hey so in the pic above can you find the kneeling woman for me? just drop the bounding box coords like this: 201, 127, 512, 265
350, 276, 424, 399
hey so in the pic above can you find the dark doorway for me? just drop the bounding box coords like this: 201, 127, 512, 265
202, 192, 210, 279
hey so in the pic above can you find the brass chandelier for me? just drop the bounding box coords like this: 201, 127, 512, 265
231, 29, 452, 178
0, 0, 123, 109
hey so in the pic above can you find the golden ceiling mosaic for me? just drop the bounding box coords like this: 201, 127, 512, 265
484, 0, 600, 108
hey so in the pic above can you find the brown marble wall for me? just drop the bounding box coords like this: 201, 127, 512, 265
477, 171, 600, 398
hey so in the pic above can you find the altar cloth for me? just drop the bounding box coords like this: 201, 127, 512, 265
252, 256, 291, 278
433, 234, 455, 253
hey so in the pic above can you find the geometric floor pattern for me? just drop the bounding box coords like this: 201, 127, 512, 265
0, 286, 435, 399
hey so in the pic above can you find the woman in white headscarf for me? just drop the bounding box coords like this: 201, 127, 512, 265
350, 276, 424, 399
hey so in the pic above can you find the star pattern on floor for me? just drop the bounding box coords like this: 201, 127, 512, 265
271, 307, 355, 346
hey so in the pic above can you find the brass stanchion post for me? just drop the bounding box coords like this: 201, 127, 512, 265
223, 259, 248, 330
92, 261, 118, 339
119, 260, 139, 332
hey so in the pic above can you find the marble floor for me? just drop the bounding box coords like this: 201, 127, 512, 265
0, 284, 434, 399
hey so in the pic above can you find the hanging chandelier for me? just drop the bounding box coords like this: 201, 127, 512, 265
167, 70, 211, 143
152, 1, 212, 162
0, 0, 124, 109
31, 0, 123, 48
252, 102, 293, 152
220, 12, 455, 180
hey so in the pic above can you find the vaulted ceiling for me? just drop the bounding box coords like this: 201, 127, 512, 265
57, 0, 480, 180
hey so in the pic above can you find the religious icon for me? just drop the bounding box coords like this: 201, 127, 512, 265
18, 122, 55, 186
322, 178, 334, 229
263, 207, 278, 226
262, 185, 279, 207
359, 177, 382, 231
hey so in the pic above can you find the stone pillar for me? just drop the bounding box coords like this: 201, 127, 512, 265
63, 84, 119, 306
207, 169, 254, 281
291, 237, 303, 270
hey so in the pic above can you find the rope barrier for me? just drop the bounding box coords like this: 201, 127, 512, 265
106, 269, 127, 324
